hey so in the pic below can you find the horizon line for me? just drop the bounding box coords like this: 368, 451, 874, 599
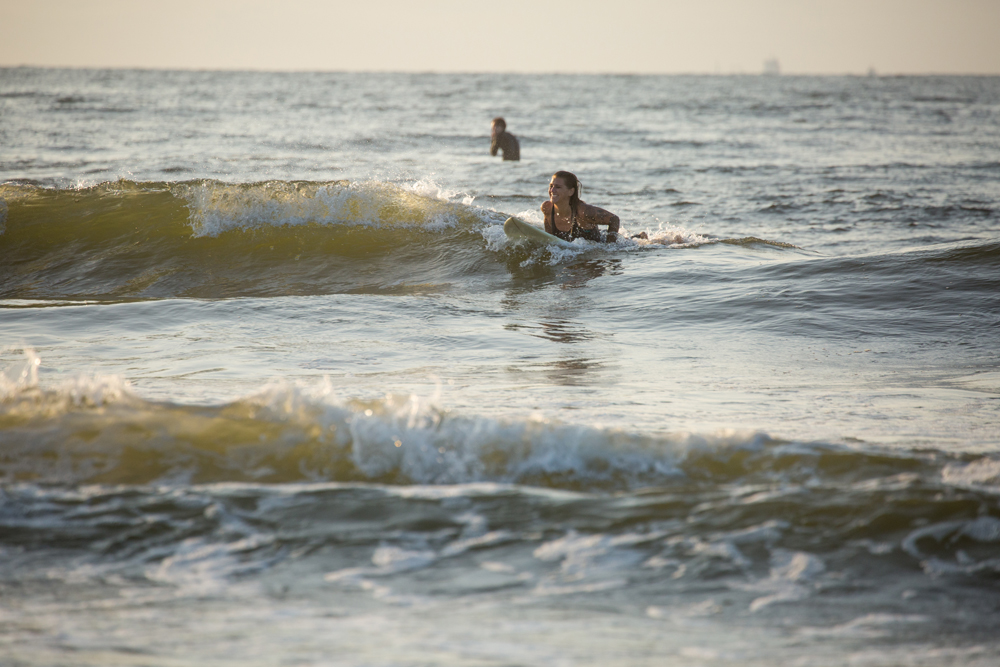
3, 64, 1000, 77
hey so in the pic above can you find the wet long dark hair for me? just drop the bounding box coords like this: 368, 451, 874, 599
552, 171, 582, 213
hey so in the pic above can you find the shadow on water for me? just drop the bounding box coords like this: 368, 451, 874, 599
503, 318, 600, 345
558, 258, 624, 289
503, 343, 605, 387
539, 355, 604, 386
501, 255, 622, 296
534, 319, 596, 344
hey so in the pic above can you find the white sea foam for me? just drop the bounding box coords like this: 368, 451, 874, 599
0, 346, 40, 398
440, 530, 514, 557
715, 520, 789, 545
371, 545, 437, 571
403, 178, 475, 207
2, 347, 136, 407
241, 379, 731, 488
631, 221, 708, 247
942, 457, 1000, 487
961, 516, 1000, 542
323, 546, 437, 589
744, 549, 826, 612
179, 180, 471, 237
532, 529, 656, 595
58, 373, 135, 407
902, 516, 1000, 576
480, 222, 510, 252
146, 533, 274, 595
796, 613, 928, 638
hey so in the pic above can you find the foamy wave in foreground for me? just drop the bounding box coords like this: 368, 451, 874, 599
0, 365, 762, 488
3, 353, 999, 497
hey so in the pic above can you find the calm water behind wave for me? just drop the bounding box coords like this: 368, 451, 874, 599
2, 68, 999, 666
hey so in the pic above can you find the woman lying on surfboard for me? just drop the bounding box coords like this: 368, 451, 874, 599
543, 171, 632, 243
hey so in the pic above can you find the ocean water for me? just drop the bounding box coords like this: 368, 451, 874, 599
1, 68, 999, 666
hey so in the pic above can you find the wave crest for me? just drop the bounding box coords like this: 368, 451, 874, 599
3, 368, 994, 497
0, 179, 506, 299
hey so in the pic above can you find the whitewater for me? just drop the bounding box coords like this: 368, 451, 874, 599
1, 68, 999, 666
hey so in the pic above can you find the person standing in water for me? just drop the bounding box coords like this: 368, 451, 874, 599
490, 117, 520, 161
542, 171, 621, 243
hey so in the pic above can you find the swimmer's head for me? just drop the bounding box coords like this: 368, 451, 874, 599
551, 171, 582, 210
491, 117, 506, 131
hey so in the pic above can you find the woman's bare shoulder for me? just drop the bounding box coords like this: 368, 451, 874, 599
541, 200, 552, 212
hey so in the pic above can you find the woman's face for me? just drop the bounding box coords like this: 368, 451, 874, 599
548, 176, 574, 204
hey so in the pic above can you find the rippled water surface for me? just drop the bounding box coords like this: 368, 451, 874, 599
2, 68, 999, 666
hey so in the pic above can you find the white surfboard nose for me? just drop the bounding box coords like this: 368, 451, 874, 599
504, 217, 573, 247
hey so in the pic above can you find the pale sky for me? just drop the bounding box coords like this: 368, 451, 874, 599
2, 0, 998, 74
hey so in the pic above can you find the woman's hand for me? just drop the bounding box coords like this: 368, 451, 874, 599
605, 215, 620, 243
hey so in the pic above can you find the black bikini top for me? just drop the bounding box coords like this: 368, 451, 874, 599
548, 204, 579, 241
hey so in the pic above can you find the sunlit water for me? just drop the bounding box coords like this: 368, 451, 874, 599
2, 68, 999, 666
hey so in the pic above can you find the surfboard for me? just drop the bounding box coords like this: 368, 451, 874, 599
503, 217, 574, 247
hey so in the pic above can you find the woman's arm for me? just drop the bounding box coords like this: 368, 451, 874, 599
541, 201, 555, 234
579, 203, 620, 242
